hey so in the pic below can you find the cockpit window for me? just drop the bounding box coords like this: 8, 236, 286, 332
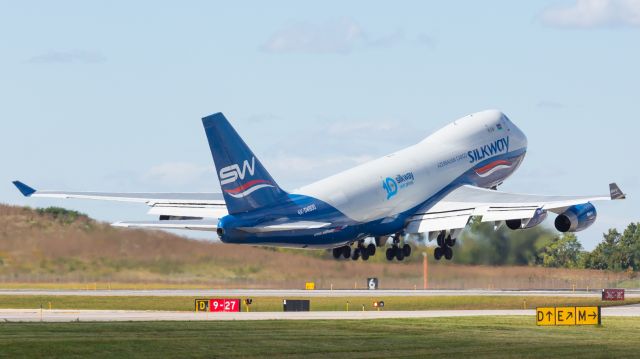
500, 114, 512, 131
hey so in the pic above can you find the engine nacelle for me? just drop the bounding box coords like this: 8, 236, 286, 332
554, 203, 597, 233
506, 208, 547, 230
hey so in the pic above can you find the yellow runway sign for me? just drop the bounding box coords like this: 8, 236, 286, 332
305, 282, 315, 290
536, 306, 600, 326
195, 299, 209, 312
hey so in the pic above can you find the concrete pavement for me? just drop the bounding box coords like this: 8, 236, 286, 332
1, 305, 639, 322
1, 289, 637, 298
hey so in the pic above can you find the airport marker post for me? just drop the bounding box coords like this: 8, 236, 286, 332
423, 252, 428, 289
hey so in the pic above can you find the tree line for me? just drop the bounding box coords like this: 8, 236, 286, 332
453, 218, 640, 271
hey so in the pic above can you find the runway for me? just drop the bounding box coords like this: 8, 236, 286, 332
1, 289, 637, 298
1, 305, 639, 322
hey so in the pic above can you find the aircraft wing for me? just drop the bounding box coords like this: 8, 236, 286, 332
405, 183, 625, 234
12, 181, 227, 219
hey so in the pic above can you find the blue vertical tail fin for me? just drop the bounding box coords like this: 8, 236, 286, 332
202, 113, 287, 214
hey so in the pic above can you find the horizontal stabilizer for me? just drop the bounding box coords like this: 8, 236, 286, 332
237, 221, 331, 233
10, 181, 225, 206
12, 181, 36, 197
112, 219, 218, 232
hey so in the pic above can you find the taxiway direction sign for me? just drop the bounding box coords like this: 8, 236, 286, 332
536, 306, 601, 326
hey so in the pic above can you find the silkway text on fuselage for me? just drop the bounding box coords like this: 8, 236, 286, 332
468, 137, 510, 164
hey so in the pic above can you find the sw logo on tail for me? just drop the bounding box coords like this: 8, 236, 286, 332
219, 157, 257, 185
218, 156, 279, 199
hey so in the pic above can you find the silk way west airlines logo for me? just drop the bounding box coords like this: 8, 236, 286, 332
383, 172, 414, 200
383, 177, 398, 200
219, 157, 274, 198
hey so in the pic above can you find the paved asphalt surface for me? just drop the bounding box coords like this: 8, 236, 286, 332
1, 305, 639, 322
1, 289, 638, 297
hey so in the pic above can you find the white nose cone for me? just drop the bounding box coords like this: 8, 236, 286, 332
500, 112, 528, 151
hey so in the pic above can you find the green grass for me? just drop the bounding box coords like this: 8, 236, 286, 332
1, 317, 640, 358
1, 295, 638, 312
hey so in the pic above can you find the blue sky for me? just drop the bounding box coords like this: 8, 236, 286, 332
1, 1, 638, 249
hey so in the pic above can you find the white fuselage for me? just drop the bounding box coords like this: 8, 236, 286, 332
296, 110, 528, 222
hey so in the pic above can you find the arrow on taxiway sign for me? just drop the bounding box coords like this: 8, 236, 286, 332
536, 307, 556, 326
575, 306, 601, 325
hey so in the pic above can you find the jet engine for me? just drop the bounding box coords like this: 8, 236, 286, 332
554, 203, 597, 233
506, 208, 547, 230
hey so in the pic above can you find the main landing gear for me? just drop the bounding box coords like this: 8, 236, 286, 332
433, 230, 455, 261
332, 242, 376, 261
352, 240, 376, 261
331, 234, 413, 262
385, 233, 411, 262
332, 246, 351, 259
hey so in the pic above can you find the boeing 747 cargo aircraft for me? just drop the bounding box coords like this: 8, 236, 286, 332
13, 110, 626, 261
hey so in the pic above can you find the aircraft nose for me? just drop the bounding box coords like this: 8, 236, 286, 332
503, 115, 527, 149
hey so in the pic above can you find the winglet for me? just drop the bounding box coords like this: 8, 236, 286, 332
12, 181, 36, 197
609, 183, 626, 200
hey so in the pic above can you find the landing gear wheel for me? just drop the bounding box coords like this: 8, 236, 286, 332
444, 246, 453, 260
332, 248, 341, 259
385, 248, 394, 261
436, 231, 446, 247
361, 251, 370, 261
367, 244, 376, 256
351, 248, 360, 261
434, 247, 443, 260
342, 246, 351, 259
445, 236, 456, 247
402, 244, 412, 257
395, 248, 405, 261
